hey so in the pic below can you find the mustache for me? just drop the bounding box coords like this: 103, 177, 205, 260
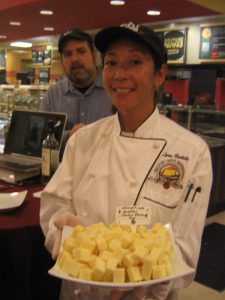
71, 62, 84, 69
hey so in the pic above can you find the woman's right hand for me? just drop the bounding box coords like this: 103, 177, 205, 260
52, 214, 77, 260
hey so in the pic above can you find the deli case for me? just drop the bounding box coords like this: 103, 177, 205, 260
0, 84, 48, 152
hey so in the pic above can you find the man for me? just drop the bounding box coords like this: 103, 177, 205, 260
40, 28, 112, 153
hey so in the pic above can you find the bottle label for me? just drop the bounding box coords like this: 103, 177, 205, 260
51, 149, 59, 171
42, 148, 51, 176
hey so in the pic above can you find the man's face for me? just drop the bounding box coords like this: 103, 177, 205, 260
61, 39, 97, 88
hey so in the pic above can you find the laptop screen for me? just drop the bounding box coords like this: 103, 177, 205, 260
4, 110, 66, 158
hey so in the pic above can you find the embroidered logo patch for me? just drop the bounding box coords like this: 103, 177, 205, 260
148, 159, 184, 189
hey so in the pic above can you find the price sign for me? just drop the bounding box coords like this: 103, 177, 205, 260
116, 206, 151, 227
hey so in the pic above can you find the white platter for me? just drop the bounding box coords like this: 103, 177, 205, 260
49, 225, 195, 289
0, 190, 28, 212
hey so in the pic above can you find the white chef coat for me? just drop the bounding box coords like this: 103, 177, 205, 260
40, 107, 212, 300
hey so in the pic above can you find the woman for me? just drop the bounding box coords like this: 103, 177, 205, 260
40, 22, 212, 300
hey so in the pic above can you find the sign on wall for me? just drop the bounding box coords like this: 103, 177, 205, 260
156, 28, 187, 64
32, 45, 52, 65
199, 23, 225, 61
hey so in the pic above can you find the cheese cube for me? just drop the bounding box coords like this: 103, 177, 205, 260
61, 257, 80, 278
72, 224, 85, 235
92, 257, 105, 281
96, 237, 108, 252
141, 255, 153, 280
152, 264, 167, 279
100, 250, 114, 261
130, 238, 146, 250
165, 261, 173, 275
127, 266, 142, 282
148, 247, 162, 265
113, 246, 127, 264
151, 223, 164, 233
120, 232, 132, 248
57, 251, 71, 268
80, 238, 96, 253
79, 267, 92, 281
103, 272, 113, 282
123, 252, 140, 267
105, 256, 118, 275
133, 246, 149, 259
73, 247, 92, 263
63, 237, 76, 252
108, 239, 121, 251
113, 268, 126, 283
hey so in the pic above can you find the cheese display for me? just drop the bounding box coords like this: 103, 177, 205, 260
57, 222, 174, 283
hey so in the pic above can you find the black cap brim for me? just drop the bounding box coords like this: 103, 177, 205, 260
94, 25, 166, 66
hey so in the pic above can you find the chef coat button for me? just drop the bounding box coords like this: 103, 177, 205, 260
130, 182, 137, 187
153, 143, 159, 149
82, 211, 88, 217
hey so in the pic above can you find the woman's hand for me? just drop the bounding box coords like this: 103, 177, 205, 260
52, 214, 77, 260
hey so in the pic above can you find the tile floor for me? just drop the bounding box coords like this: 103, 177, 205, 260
178, 210, 225, 300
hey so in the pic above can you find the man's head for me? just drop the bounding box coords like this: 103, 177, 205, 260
58, 28, 97, 88
58, 28, 94, 53
94, 22, 167, 70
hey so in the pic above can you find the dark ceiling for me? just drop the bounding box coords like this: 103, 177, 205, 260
0, 0, 224, 45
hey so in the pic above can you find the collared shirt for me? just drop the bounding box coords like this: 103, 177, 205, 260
40, 68, 112, 152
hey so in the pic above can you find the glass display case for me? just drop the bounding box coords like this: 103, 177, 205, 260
162, 105, 225, 140
0, 84, 48, 117
0, 84, 48, 152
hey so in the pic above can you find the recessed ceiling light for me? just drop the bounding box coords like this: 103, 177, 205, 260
0, 35, 7, 39
44, 27, 54, 31
40, 10, 53, 15
10, 21, 21, 26
110, 0, 125, 5
10, 42, 32, 48
147, 10, 161, 16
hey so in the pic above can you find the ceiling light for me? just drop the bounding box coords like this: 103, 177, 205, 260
40, 10, 53, 15
110, 0, 125, 5
0, 35, 7, 39
10, 42, 32, 48
44, 27, 54, 31
10, 21, 21, 26
147, 10, 161, 16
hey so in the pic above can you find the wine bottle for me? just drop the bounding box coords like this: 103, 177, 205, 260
41, 120, 59, 184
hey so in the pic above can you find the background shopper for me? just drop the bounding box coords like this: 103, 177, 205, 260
40, 28, 112, 154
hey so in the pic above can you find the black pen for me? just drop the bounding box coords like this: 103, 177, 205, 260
191, 186, 201, 202
184, 183, 193, 202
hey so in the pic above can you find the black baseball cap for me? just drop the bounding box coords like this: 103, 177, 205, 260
58, 28, 94, 53
94, 22, 167, 67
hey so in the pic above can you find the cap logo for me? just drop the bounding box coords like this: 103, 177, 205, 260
63, 29, 73, 37
120, 22, 139, 33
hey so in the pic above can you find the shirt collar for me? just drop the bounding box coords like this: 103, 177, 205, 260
114, 107, 160, 138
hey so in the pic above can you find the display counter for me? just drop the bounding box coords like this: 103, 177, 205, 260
0, 180, 61, 300
162, 105, 225, 137
0, 84, 48, 118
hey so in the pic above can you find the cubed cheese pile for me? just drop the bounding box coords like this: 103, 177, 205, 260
57, 222, 174, 283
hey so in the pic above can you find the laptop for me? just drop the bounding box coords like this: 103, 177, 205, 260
0, 110, 66, 183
